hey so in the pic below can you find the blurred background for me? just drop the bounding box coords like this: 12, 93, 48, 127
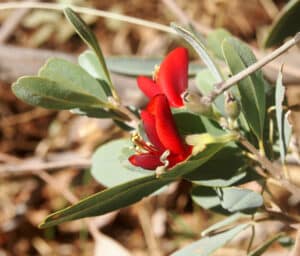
0, 0, 299, 255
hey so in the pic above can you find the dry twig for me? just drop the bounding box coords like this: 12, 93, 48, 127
0, 0, 38, 44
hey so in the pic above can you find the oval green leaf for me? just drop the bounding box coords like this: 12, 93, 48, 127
12, 76, 104, 110
92, 139, 153, 187
219, 187, 263, 213
222, 38, 266, 139
39, 58, 107, 103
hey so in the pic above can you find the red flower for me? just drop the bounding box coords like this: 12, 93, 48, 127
129, 94, 192, 170
137, 47, 188, 108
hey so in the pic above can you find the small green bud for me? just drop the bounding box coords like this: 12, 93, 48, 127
182, 91, 213, 116
225, 92, 240, 120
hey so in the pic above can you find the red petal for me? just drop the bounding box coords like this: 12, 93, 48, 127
137, 76, 161, 99
157, 47, 188, 107
147, 95, 187, 155
141, 110, 165, 152
168, 146, 193, 168
129, 153, 162, 170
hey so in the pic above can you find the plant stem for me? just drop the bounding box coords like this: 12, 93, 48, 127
239, 136, 281, 176
204, 33, 300, 104
247, 224, 256, 253
108, 97, 139, 129
239, 135, 300, 202
0, 2, 174, 34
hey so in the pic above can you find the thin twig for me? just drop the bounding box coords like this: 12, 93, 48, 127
204, 33, 300, 104
0, 0, 38, 44
0, 152, 21, 163
239, 136, 300, 202
0, 158, 91, 177
239, 136, 281, 176
137, 200, 163, 256
160, 0, 211, 35
0, 2, 174, 34
1, 108, 54, 127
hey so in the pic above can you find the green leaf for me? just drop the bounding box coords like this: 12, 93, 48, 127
278, 236, 295, 248
171, 223, 250, 256
40, 174, 172, 228
91, 139, 153, 187
186, 132, 238, 155
80, 51, 202, 77
164, 143, 227, 178
171, 23, 223, 83
195, 69, 225, 114
184, 146, 250, 187
78, 50, 110, 84
173, 112, 206, 136
107, 55, 202, 77
264, 0, 300, 47
39, 58, 108, 102
40, 141, 227, 228
12, 76, 104, 110
222, 38, 266, 139
248, 233, 284, 256
206, 28, 231, 59
64, 7, 112, 85
191, 186, 224, 212
275, 69, 292, 163
219, 187, 263, 213
70, 107, 117, 119
192, 186, 263, 214
201, 212, 247, 236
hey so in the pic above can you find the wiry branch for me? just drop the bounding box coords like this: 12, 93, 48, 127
203, 32, 300, 104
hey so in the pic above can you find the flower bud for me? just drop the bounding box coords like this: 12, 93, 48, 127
182, 91, 213, 116
225, 92, 240, 120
